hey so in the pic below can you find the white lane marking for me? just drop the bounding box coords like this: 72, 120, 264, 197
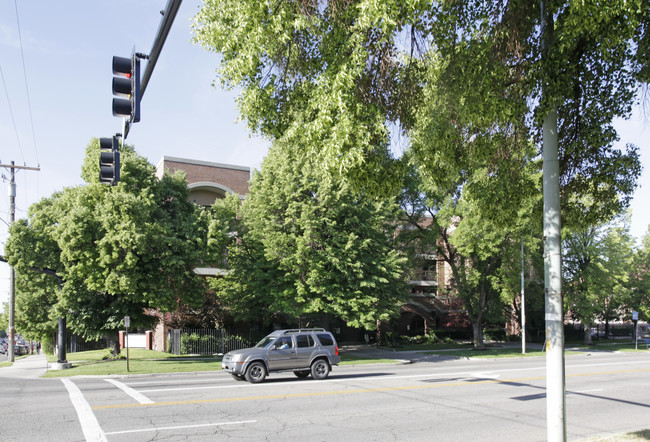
125, 377, 231, 387
571, 389, 604, 393
104, 420, 256, 435
137, 370, 524, 393
137, 358, 650, 393
105, 379, 154, 404
457, 372, 501, 382
470, 372, 501, 379
565, 359, 650, 369
61, 379, 107, 442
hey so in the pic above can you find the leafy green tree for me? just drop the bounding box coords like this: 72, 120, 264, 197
563, 219, 636, 343
6, 139, 207, 353
631, 228, 650, 322
211, 143, 408, 329
4, 194, 65, 344
194, 1, 644, 348
0, 304, 8, 337
397, 153, 540, 348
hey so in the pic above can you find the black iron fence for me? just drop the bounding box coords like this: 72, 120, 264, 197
66, 334, 105, 353
168, 329, 252, 355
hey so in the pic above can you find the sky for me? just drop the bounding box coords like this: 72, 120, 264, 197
1, 1, 649, 309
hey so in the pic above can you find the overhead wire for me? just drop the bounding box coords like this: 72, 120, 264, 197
13, 0, 40, 166
0, 64, 26, 165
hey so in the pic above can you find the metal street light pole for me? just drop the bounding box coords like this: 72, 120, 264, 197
541, 1, 567, 438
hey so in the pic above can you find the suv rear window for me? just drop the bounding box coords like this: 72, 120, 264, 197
296, 334, 315, 348
316, 333, 334, 346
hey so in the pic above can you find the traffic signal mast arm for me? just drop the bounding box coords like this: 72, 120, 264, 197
116, 0, 182, 139
102, 0, 182, 185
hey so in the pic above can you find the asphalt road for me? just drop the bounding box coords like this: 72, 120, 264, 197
1, 351, 649, 441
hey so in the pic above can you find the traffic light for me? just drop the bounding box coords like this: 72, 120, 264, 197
112, 54, 140, 122
99, 136, 120, 185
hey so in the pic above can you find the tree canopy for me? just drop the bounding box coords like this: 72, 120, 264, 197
209, 142, 408, 329
194, 1, 644, 222
194, 0, 645, 347
563, 218, 638, 343
5, 139, 207, 344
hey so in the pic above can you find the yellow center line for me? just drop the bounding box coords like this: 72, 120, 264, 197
92, 367, 650, 411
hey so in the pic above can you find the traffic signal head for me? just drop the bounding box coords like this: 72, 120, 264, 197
99, 136, 120, 185
112, 55, 140, 122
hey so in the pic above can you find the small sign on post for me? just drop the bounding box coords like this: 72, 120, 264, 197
633, 311, 639, 350
124, 316, 130, 372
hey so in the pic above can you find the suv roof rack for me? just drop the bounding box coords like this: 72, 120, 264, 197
280, 328, 326, 334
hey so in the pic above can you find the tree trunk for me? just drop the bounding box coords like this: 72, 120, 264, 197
472, 276, 489, 350
107, 332, 121, 357
583, 323, 593, 345
376, 319, 381, 347
472, 320, 485, 350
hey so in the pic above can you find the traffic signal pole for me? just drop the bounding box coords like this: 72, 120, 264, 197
1, 161, 40, 362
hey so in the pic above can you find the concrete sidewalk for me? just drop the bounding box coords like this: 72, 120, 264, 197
0, 353, 49, 379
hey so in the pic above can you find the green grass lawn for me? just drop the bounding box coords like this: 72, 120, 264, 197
394, 342, 476, 351
339, 354, 398, 365
580, 429, 650, 441
42, 348, 401, 377
43, 348, 222, 377
425, 347, 550, 358
387, 340, 649, 359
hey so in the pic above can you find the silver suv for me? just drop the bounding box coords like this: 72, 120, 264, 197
221, 328, 341, 383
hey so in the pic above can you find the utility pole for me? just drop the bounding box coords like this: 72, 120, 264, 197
541, 1, 567, 440
521, 236, 526, 355
1, 161, 40, 362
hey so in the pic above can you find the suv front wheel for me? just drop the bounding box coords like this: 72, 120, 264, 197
310, 359, 330, 380
245, 362, 267, 383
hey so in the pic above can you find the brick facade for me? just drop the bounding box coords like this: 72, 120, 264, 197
155, 156, 250, 206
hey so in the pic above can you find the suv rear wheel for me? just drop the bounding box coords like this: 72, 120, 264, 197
245, 362, 267, 383
310, 359, 330, 380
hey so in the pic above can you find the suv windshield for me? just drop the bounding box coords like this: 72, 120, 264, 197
254, 336, 276, 349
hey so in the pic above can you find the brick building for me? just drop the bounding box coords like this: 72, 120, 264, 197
151, 156, 456, 348
155, 156, 250, 206
151, 156, 250, 351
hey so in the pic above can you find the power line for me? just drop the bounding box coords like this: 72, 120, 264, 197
13, 0, 40, 165
0, 64, 26, 164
